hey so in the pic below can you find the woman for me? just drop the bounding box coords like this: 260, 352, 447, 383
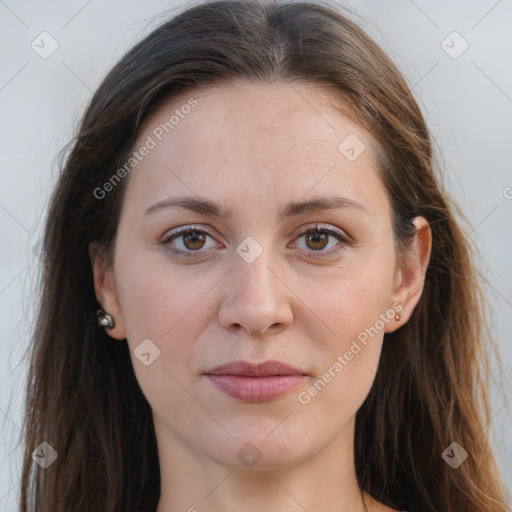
19, 1, 510, 511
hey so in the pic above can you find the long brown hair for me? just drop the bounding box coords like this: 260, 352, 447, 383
18, 1, 510, 511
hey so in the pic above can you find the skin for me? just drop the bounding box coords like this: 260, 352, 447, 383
91, 79, 431, 512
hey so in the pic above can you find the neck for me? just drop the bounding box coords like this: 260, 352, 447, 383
154, 417, 368, 512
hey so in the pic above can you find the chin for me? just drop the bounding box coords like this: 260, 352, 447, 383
204, 427, 313, 471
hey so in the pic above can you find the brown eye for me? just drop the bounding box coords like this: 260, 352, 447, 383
304, 231, 329, 251
163, 225, 218, 257
182, 231, 206, 250
293, 223, 350, 259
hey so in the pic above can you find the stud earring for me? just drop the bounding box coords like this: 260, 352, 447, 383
96, 309, 115, 329
395, 312, 401, 322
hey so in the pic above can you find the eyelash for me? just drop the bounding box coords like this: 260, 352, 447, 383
162, 223, 350, 260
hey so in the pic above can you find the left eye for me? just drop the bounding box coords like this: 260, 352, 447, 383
293, 224, 348, 255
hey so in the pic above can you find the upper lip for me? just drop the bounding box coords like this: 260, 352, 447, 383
204, 360, 306, 377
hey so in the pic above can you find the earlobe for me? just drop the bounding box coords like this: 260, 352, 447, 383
385, 216, 432, 332
88, 242, 127, 340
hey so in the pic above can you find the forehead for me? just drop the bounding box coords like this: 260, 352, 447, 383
124, 79, 388, 218
139, 79, 372, 157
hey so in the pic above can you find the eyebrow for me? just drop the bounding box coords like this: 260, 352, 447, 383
145, 195, 369, 219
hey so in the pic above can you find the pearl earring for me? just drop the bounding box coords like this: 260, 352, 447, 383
96, 309, 115, 329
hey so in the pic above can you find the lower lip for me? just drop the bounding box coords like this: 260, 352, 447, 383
206, 375, 306, 402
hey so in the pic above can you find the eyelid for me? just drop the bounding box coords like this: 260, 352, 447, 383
291, 223, 350, 242
163, 224, 216, 240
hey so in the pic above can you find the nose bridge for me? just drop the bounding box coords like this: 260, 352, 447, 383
236, 241, 275, 298
218, 234, 292, 335
233, 235, 281, 308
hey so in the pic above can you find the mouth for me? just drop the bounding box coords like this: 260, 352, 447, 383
203, 360, 308, 402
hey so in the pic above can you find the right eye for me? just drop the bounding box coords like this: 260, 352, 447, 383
162, 225, 221, 257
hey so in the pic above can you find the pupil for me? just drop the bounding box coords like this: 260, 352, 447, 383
308, 232, 327, 250
185, 232, 204, 249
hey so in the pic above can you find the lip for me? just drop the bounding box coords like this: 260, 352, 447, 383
204, 360, 307, 402
206, 360, 306, 377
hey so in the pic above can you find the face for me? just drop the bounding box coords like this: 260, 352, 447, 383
92, 79, 429, 471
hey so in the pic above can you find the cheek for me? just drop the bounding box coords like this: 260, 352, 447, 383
294, 280, 388, 437
300, 247, 396, 347
304, 289, 385, 408
293, 251, 395, 409
113, 253, 221, 386
115, 251, 216, 338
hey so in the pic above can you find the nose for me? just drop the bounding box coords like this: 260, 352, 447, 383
218, 247, 293, 337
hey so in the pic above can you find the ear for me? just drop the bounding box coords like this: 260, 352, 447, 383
89, 242, 127, 340
385, 216, 432, 333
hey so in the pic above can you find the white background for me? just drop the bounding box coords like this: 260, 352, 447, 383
1, 0, 511, 509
